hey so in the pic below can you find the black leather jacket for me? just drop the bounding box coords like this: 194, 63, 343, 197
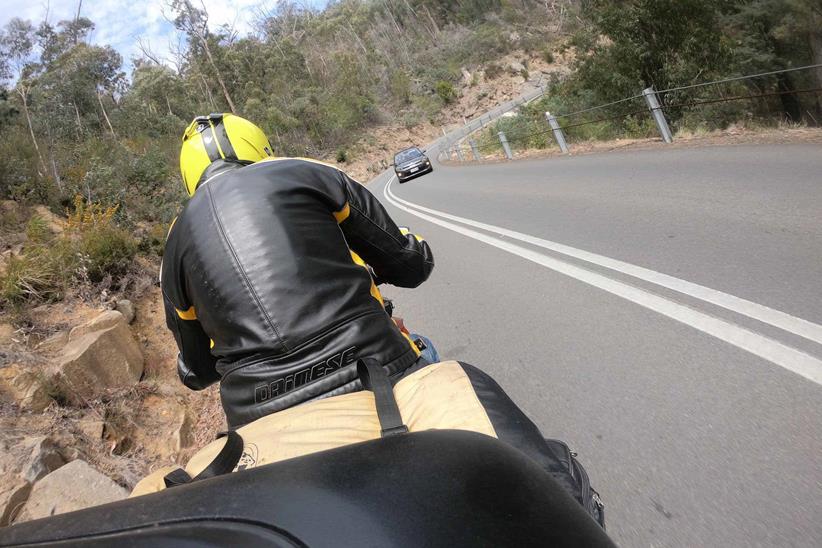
161, 158, 434, 427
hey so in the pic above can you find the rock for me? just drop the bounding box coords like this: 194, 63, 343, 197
0, 200, 24, 225
67, 310, 125, 341
36, 330, 69, 352
508, 61, 526, 74
0, 364, 54, 412
132, 394, 195, 460
77, 416, 105, 441
114, 299, 136, 324
0, 479, 31, 526
15, 460, 127, 522
0, 323, 16, 346
0, 435, 64, 526
461, 68, 473, 85
21, 436, 65, 483
53, 311, 143, 404
31, 205, 64, 234
0, 246, 23, 276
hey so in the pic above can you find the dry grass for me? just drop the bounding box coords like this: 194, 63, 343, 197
1, 198, 140, 310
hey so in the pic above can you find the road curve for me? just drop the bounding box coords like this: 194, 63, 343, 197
372, 144, 822, 547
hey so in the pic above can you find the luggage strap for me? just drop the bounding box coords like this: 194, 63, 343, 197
163, 430, 245, 488
356, 358, 408, 437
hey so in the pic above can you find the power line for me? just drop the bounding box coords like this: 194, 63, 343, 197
657, 63, 822, 94
553, 94, 645, 119
662, 86, 822, 110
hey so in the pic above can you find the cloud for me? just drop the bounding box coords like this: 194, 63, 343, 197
0, 0, 327, 74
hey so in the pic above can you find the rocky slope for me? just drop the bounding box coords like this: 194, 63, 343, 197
0, 202, 225, 524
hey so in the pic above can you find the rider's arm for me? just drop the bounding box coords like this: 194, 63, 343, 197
161, 284, 220, 391
335, 171, 434, 288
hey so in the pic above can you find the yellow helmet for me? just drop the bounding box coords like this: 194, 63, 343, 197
180, 113, 274, 195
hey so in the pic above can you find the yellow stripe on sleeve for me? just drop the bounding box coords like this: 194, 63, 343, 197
176, 306, 197, 320
334, 202, 350, 223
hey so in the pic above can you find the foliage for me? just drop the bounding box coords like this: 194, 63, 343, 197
1, 198, 137, 307
435, 81, 457, 104
515, 0, 822, 146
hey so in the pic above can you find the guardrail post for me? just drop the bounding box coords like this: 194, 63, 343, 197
469, 138, 481, 161
498, 131, 513, 160
642, 86, 673, 143
454, 145, 465, 162
545, 112, 569, 154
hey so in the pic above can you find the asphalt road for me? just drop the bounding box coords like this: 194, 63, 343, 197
372, 144, 822, 547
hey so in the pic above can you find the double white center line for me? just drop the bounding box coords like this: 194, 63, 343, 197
383, 175, 822, 386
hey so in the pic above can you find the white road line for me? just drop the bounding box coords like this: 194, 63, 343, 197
386, 179, 822, 347
383, 176, 822, 386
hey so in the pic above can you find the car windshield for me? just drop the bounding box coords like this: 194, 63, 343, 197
395, 148, 422, 164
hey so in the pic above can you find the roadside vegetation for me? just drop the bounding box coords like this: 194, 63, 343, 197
474, 0, 822, 154
1, 198, 139, 309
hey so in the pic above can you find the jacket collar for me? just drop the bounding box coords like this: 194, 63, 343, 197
195, 159, 248, 192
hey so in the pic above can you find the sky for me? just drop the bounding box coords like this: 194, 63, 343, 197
0, 0, 329, 73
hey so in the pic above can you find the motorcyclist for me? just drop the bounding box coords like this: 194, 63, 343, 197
161, 113, 434, 427
159, 114, 604, 528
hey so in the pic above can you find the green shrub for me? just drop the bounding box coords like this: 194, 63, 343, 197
435, 81, 457, 105
79, 225, 137, 283
336, 148, 348, 163
138, 223, 169, 258
67, 197, 137, 283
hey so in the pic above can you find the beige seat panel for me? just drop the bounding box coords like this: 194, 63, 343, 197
131, 361, 494, 497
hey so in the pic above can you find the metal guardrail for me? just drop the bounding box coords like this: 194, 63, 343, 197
440, 63, 822, 162
435, 86, 547, 162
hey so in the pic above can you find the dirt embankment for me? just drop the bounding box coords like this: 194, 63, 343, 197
324, 50, 572, 181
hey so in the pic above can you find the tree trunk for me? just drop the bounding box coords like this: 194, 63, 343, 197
73, 101, 83, 138
44, 125, 63, 192
199, 73, 217, 110
200, 37, 236, 113
422, 5, 440, 38
97, 90, 117, 138
809, 29, 822, 123
776, 73, 802, 123
18, 88, 48, 176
